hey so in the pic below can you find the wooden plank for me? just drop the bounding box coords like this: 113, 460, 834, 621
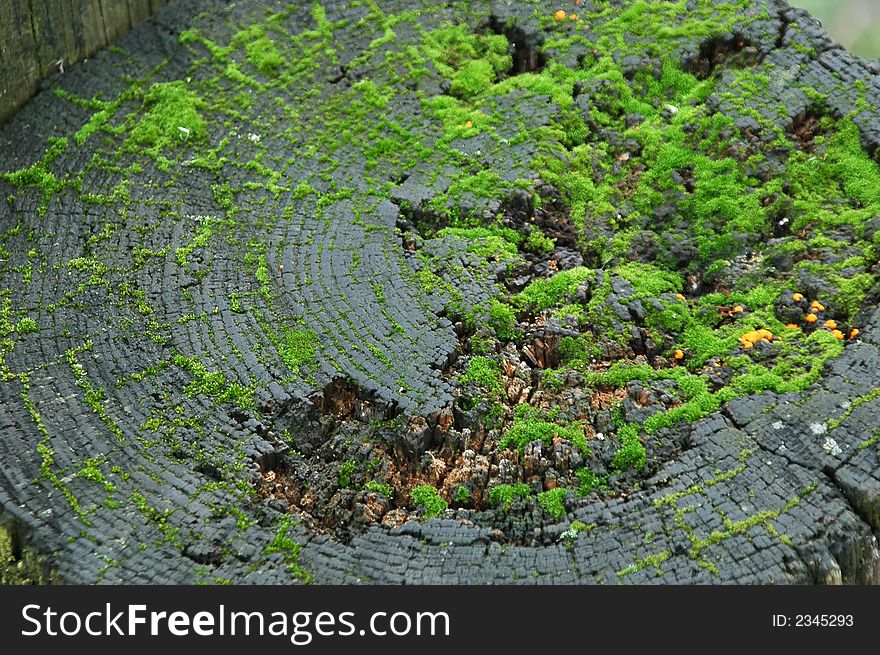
0, 0, 168, 123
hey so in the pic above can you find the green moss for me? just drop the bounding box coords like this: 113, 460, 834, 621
279, 328, 318, 372
292, 181, 317, 199
254, 254, 271, 298
76, 457, 117, 493
174, 215, 232, 267
575, 468, 604, 496
460, 355, 503, 392
537, 488, 567, 519
559, 518, 596, 547
437, 227, 521, 261
444, 169, 506, 205
617, 261, 682, 297
526, 229, 555, 255
338, 460, 357, 488
130, 81, 205, 152
618, 550, 670, 578
65, 345, 125, 444
489, 483, 531, 510
353, 79, 393, 110
3, 0, 875, 565
0, 137, 67, 212
172, 354, 254, 408
451, 58, 496, 99
515, 267, 593, 311
499, 404, 589, 453
489, 300, 517, 340
827, 388, 880, 431
611, 424, 647, 472
73, 96, 125, 146
411, 485, 447, 519
365, 479, 393, 498
421, 24, 511, 93
436, 226, 521, 244
452, 485, 471, 504
689, 484, 816, 558
857, 430, 879, 450
265, 515, 312, 583
15, 317, 38, 334
238, 25, 284, 75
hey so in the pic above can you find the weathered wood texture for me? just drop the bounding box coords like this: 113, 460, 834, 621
0, 0, 167, 123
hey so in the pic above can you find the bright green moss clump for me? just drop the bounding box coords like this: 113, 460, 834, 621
489, 301, 517, 340
365, 480, 393, 498
241, 27, 284, 75
611, 425, 647, 472
460, 356, 503, 392
450, 59, 497, 99
537, 488, 567, 519
575, 468, 603, 496
489, 483, 531, 510
422, 24, 511, 99
617, 262, 682, 297
265, 516, 312, 583
411, 485, 447, 519
499, 404, 589, 453
172, 354, 253, 408
279, 328, 319, 372
515, 267, 593, 312
16, 317, 38, 334
130, 81, 205, 151
338, 460, 357, 488
1, 136, 67, 212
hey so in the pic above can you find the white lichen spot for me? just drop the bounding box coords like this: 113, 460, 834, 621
810, 422, 827, 436
771, 420, 784, 430
248, 132, 261, 143
822, 437, 842, 456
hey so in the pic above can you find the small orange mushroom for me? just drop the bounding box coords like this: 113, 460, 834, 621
850, 328, 860, 339
739, 329, 773, 349
824, 319, 837, 330
805, 313, 818, 323
554, 9, 567, 20
464, 120, 473, 128
786, 323, 799, 329
569, 13, 579, 21
792, 292, 804, 301
733, 305, 744, 313
675, 293, 686, 302
810, 300, 825, 312
831, 329, 844, 340
674, 349, 685, 360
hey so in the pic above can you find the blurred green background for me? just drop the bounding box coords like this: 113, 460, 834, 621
789, 0, 880, 58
